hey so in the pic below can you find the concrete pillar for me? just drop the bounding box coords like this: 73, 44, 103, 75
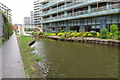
65, 21, 70, 32
100, 17, 107, 33
88, 5, 91, 13
106, 2, 110, 10
55, 23, 58, 33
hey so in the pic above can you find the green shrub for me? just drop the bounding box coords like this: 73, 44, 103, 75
90, 31, 97, 37
43, 33, 51, 36
34, 56, 43, 62
87, 33, 93, 37
96, 32, 100, 38
73, 33, 80, 37
82, 32, 90, 37
110, 24, 118, 35
2, 11, 13, 42
50, 33, 56, 36
38, 32, 43, 35
101, 28, 108, 39
110, 24, 119, 39
58, 33, 63, 36
60, 28, 66, 33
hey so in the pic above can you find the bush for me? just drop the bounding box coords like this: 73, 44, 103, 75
90, 31, 97, 37
60, 28, 66, 33
96, 32, 100, 38
58, 33, 63, 36
73, 33, 80, 37
43, 33, 50, 36
82, 32, 90, 37
51, 33, 56, 36
87, 33, 93, 37
110, 24, 118, 35
101, 28, 108, 39
2, 11, 13, 42
38, 32, 43, 35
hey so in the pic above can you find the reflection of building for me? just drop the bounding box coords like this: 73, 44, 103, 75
38, 0, 120, 32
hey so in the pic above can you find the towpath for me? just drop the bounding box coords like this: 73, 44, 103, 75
1, 34, 26, 78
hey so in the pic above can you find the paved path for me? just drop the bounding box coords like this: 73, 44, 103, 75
1, 34, 26, 78
0, 40, 2, 79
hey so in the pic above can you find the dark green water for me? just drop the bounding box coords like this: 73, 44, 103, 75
33, 38, 118, 78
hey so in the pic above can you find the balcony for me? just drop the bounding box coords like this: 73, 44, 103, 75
40, 0, 65, 10
41, 3, 120, 23
40, 0, 103, 17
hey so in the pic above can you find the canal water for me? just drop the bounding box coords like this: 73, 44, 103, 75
32, 38, 118, 78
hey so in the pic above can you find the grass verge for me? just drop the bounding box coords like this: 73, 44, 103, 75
17, 36, 44, 78
0, 42, 2, 47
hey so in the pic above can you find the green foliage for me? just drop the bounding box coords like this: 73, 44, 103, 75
50, 33, 56, 36
33, 24, 120, 40
87, 33, 93, 37
43, 33, 51, 36
96, 32, 100, 38
101, 28, 108, 39
38, 32, 43, 35
34, 56, 43, 62
60, 28, 66, 33
82, 32, 90, 37
2, 11, 13, 42
90, 31, 97, 37
70, 30, 74, 33
58, 33, 64, 36
110, 24, 119, 39
110, 24, 118, 35
73, 33, 81, 37
31, 47, 36, 51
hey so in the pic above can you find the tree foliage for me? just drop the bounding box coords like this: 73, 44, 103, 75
2, 11, 13, 42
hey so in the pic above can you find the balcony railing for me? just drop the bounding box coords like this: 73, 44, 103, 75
42, 3, 119, 22
41, 1, 82, 15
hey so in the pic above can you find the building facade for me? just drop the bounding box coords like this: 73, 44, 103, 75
33, 0, 41, 27
0, 2, 12, 38
0, 2, 12, 22
30, 11, 34, 26
24, 17, 31, 26
38, 0, 120, 32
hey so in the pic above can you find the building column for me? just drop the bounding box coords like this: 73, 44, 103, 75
55, 23, 58, 33
88, 5, 91, 13
65, 21, 70, 32
100, 16, 107, 33
106, 2, 110, 10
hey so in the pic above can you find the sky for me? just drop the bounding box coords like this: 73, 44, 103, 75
0, 0, 34, 24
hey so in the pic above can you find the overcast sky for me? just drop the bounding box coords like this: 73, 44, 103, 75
0, 0, 34, 24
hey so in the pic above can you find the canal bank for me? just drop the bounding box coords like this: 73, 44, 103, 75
17, 36, 45, 78
38, 35, 120, 47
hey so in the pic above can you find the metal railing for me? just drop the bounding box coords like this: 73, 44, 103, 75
41, 1, 82, 15
42, 3, 119, 22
